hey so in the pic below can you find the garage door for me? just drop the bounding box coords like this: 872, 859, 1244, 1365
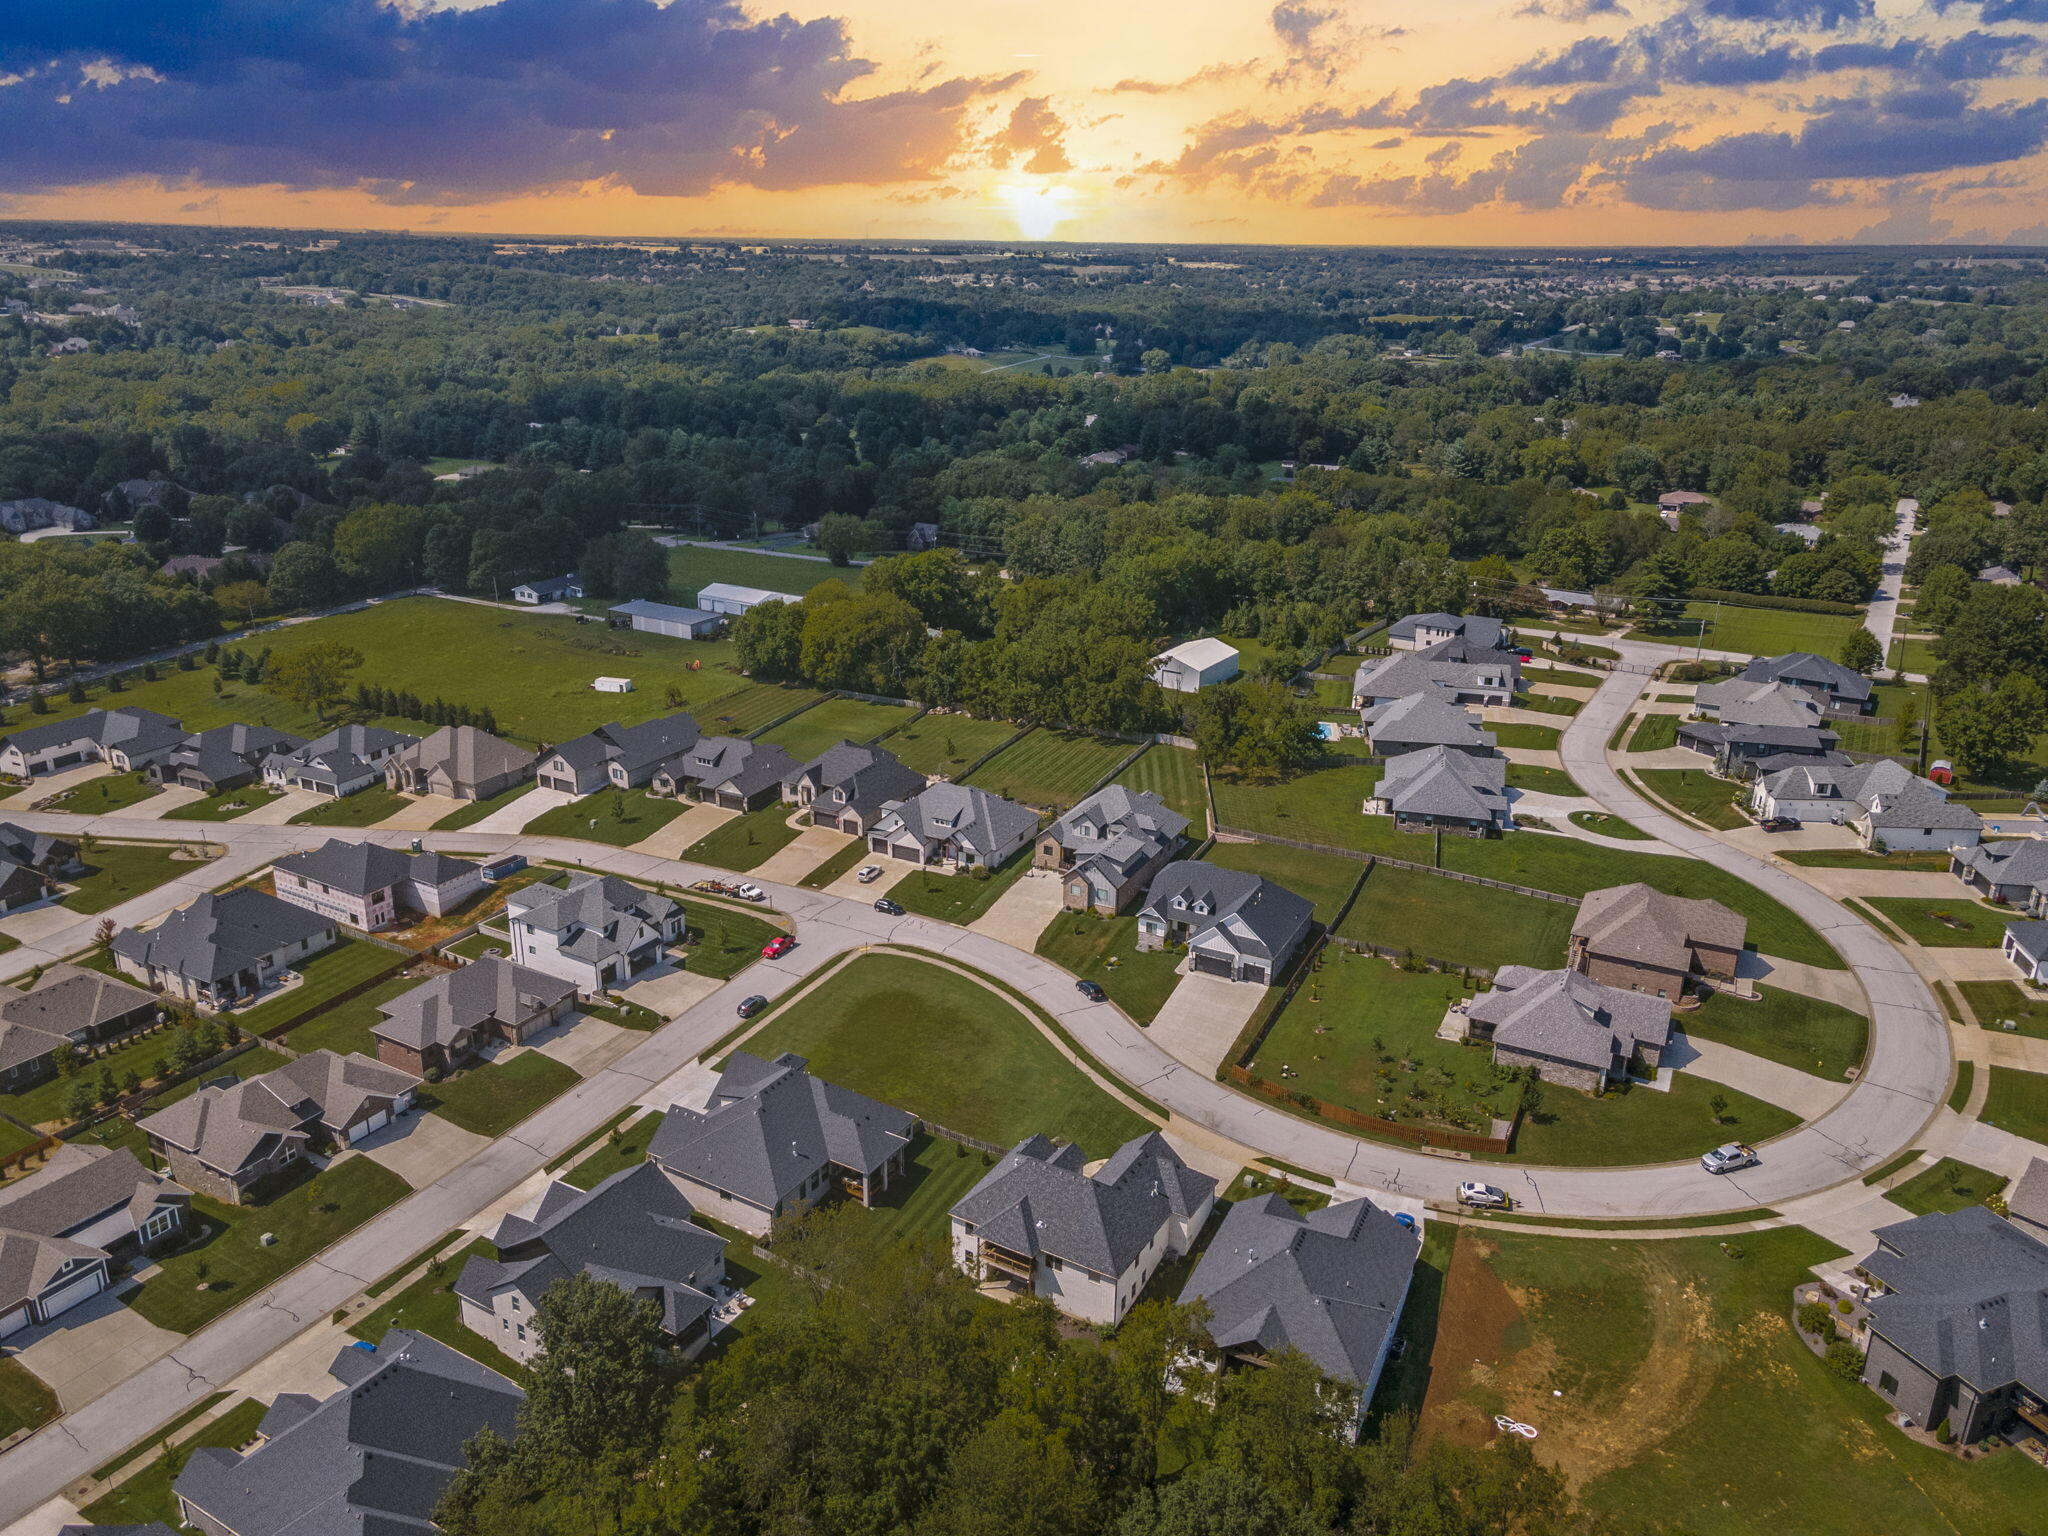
351, 1109, 390, 1142
0, 1304, 32, 1339
1191, 952, 1236, 978
39, 1266, 107, 1321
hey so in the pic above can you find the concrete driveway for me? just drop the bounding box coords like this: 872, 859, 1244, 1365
631, 802, 732, 858
1147, 971, 1263, 1075
372, 794, 465, 831
1664, 1031, 1848, 1117
1737, 952, 1869, 1013
460, 786, 574, 834
352, 1111, 490, 1189
0, 764, 111, 809
968, 866, 1066, 947
823, 858, 886, 898
7, 1290, 182, 1411
120, 785, 205, 821
232, 788, 327, 825
523, 1013, 635, 1075
618, 964, 724, 1019
749, 823, 852, 885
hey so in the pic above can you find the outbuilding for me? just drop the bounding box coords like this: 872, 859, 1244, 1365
696, 581, 804, 616
609, 599, 725, 638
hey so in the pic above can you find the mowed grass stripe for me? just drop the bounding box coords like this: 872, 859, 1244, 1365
964, 729, 1133, 811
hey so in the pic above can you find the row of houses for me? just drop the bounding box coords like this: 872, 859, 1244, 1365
1350, 614, 1523, 834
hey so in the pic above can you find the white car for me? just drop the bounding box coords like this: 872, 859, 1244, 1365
1456, 1181, 1511, 1210
1700, 1142, 1759, 1175
733, 883, 766, 903
856, 865, 884, 883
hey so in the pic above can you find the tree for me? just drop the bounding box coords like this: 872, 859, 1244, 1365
730, 597, 806, 679
518, 1273, 669, 1481
268, 642, 363, 719
1186, 681, 1323, 780
814, 512, 867, 567
333, 503, 428, 590
422, 521, 472, 591
265, 541, 344, 611
799, 591, 927, 694
578, 531, 669, 601
1838, 626, 1881, 675
1937, 673, 2048, 777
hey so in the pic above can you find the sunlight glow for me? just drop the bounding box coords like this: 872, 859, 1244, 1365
1000, 181, 1077, 242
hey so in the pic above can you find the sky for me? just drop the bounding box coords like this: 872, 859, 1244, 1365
3, 0, 2048, 246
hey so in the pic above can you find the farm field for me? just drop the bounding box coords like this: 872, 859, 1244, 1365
757, 696, 918, 758
963, 728, 1134, 811
1112, 743, 1208, 835
874, 713, 1019, 777
666, 544, 861, 606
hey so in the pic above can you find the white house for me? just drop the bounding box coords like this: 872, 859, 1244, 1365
697, 581, 805, 616
1150, 638, 1240, 693
2004, 921, 2048, 984
511, 574, 582, 604
505, 872, 683, 994
271, 841, 483, 931
0, 707, 186, 779
950, 1132, 1215, 1327
1750, 759, 1982, 852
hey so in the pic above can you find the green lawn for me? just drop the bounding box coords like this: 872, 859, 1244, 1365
1644, 601, 1865, 658
758, 696, 918, 759
289, 785, 411, 828
883, 847, 1034, 924
1423, 1227, 2048, 1536
738, 952, 1151, 1156
1891, 634, 1941, 677
444, 930, 510, 963
1980, 1065, 2048, 1143
1203, 840, 1361, 925
1511, 1073, 1799, 1168
62, 841, 203, 913
426, 1051, 581, 1138
0, 1355, 57, 1442
162, 784, 285, 821
680, 805, 803, 871
1035, 913, 1185, 1024
697, 682, 831, 738
1779, 847, 1956, 870
1627, 713, 1680, 751
1569, 810, 1651, 839
667, 544, 858, 606
1507, 763, 1583, 797
1335, 863, 1574, 972
349, 1237, 525, 1380
963, 729, 1135, 812
279, 974, 426, 1058
564, 1111, 664, 1190
877, 714, 1020, 777
1886, 1157, 2008, 1216
1861, 896, 2011, 947
1950, 1061, 1975, 1113
864, 1133, 995, 1246
1210, 760, 1392, 851
1521, 666, 1601, 688
126, 1158, 410, 1332
1114, 744, 1209, 836
1680, 984, 1868, 1080
1491, 722, 1562, 751
41, 771, 163, 815
524, 790, 692, 846
1636, 768, 1749, 830
81, 1397, 271, 1528
229, 939, 405, 1036
1511, 692, 1583, 717
2, 1019, 243, 1130
798, 838, 869, 888
430, 781, 539, 831
675, 899, 782, 978
1960, 980, 2048, 1037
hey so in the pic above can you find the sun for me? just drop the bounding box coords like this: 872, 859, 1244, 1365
999, 180, 1078, 242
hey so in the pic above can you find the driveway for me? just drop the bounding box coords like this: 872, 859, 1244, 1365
459, 786, 574, 834
1664, 1031, 1849, 1118
967, 866, 1065, 947
749, 823, 852, 885
7, 1290, 182, 1411
1147, 971, 1263, 1075
1737, 952, 1869, 1013
0, 764, 112, 809
232, 788, 327, 825
372, 794, 465, 831
351, 1110, 490, 1188
120, 785, 205, 821
823, 858, 885, 898
619, 965, 726, 1019
525, 1012, 636, 1076
630, 802, 732, 858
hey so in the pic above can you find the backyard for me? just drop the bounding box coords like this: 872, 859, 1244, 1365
696, 682, 830, 738
963, 728, 1136, 811
228, 939, 406, 1037
425, 1051, 581, 1138
525, 790, 693, 847
681, 805, 804, 871
62, 841, 207, 914
1335, 863, 1575, 973
1035, 912, 1184, 1024
1203, 839, 1362, 925
1679, 985, 1868, 1080
1113, 743, 1209, 835
279, 973, 429, 1058
758, 696, 919, 760
877, 714, 1020, 777
737, 952, 1151, 1156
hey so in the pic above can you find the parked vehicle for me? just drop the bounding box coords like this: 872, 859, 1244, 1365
1075, 979, 1107, 1002
1456, 1181, 1512, 1210
857, 865, 884, 883
736, 994, 768, 1018
1759, 816, 1800, 833
1393, 1211, 1419, 1232
1701, 1142, 1758, 1174
761, 935, 795, 959
734, 883, 766, 902
874, 897, 904, 915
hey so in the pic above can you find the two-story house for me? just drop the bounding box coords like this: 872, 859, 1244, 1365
1036, 785, 1189, 914
505, 872, 683, 994
1135, 861, 1314, 985
271, 840, 483, 931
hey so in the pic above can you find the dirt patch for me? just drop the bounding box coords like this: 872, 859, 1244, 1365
1418, 1230, 1523, 1447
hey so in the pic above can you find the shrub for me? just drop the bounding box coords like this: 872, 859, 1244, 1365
1836, 1297, 1855, 1315
1934, 1418, 1953, 1445
1823, 1340, 1865, 1381
1797, 1300, 1834, 1337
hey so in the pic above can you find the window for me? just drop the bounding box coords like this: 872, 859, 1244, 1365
1046, 1255, 1063, 1271
510, 1296, 521, 1311
141, 1208, 178, 1242
516, 1325, 526, 1341
1879, 1372, 1898, 1396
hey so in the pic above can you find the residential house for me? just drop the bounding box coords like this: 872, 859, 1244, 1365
0, 964, 159, 1091
1364, 744, 1510, 834
110, 888, 338, 1009
1569, 883, 1746, 996
262, 724, 417, 797
173, 1330, 523, 1536
506, 872, 683, 994
609, 599, 724, 638
161, 555, 227, 582
1459, 965, 1673, 1092
1855, 1205, 2048, 1444
1361, 693, 1498, 758
0, 497, 94, 535
649, 1051, 915, 1237
697, 581, 804, 615
1751, 759, 1982, 852
0, 820, 79, 914
1150, 638, 1241, 693
370, 957, 576, 1077
148, 724, 304, 794
2010, 1158, 2048, 1244
384, 724, 535, 801
653, 735, 800, 810
0, 707, 186, 778
1954, 840, 2048, 910
1037, 785, 1190, 913
537, 712, 701, 795
1351, 638, 1520, 711
1385, 613, 1509, 652
456, 1163, 730, 1363
1658, 489, 1713, 528
1178, 1193, 1420, 1436
0, 1146, 189, 1338
865, 782, 1040, 870
138, 1049, 420, 1203
906, 521, 942, 551
1736, 652, 1876, 715
783, 741, 927, 836
272, 839, 484, 930
1679, 680, 1839, 771
2002, 921, 2048, 985
106, 479, 185, 514
0, 857, 50, 915
1135, 861, 1314, 985
510, 573, 582, 603
950, 1131, 1215, 1327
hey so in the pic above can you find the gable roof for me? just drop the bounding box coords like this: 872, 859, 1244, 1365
0, 1144, 188, 1312
1955, 838, 2048, 891
1387, 613, 1506, 648
1862, 1205, 2048, 1397
1179, 1194, 1420, 1391
0, 821, 75, 871
1571, 883, 1746, 971
786, 741, 927, 818
1352, 641, 1520, 704
698, 581, 804, 607
609, 599, 720, 626
1373, 745, 1508, 822
546, 712, 702, 777
110, 888, 335, 987
390, 725, 534, 786
1468, 965, 1672, 1074
1693, 678, 1827, 730
952, 1131, 1214, 1277
1361, 692, 1498, 753
265, 724, 417, 788
1139, 861, 1315, 963
669, 735, 798, 799
1739, 650, 1874, 705
0, 706, 186, 761
1155, 637, 1239, 672
873, 782, 1040, 856
138, 1050, 418, 1174
509, 873, 677, 968
160, 724, 305, 785
372, 958, 575, 1052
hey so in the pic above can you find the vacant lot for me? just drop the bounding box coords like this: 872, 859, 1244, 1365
1959, 980, 2048, 1037
964, 729, 1134, 811
759, 696, 918, 759
880, 714, 1020, 777
1642, 601, 1865, 658
1980, 1065, 2048, 1143
1112, 744, 1208, 836
739, 952, 1150, 1156
1680, 984, 1868, 1080
1862, 895, 2010, 947
1636, 768, 1748, 830
666, 544, 860, 605
1337, 863, 1574, 972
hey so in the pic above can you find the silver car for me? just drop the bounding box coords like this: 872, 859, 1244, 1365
1700, 1142, 1758, 1174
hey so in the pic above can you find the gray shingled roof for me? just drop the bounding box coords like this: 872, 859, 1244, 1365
0, 962, 155, 1054
1361, 692, 1497, 753
649, 1051, 913, 1212
159, 724, 304, 786
1693, 679, 1826, 730
1468, 965, 1672, 1075
786, 741, 927, 820
1955, 839, 2048, 891
1571, 883, 1746, 973
546, 713, 702, 777
173, 1330, 522, 1536
1049, 785, 1189, 884
138, 1050, 418, 1175
110, 888, 335, 988
1739, 650, 1874, 706
263, 724, 416, 789
1139, 861, 1315, 965
510, 873, 677, 968
0, 822, 75, 873
1862, 1205, 2048, 1397
0, 1145, 188, 1311
1373, 745, 1507, 822
372, 958, 574, 1052
0, 706, 186, 761
1178, 1194, 1420, 1391
670, 735, 799, 799
1352, 640, 1520, 705
389, 725, 534, 788
2010, 1158, 2048, 1232
873, 782, 1040, 858
274, 839, 415, 897
1386, 613, 1505, 648
951, 1131, 1214, 1278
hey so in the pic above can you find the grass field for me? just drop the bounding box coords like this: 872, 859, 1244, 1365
757, 696, 918, 758
1415, 1226, 2048, 1536
38, 771, 163, 815
348, 1237, 526, 1379
1035, 913, 1185, 1024
1204, 839, 1361, 925
228, 939, 403, 1036
1980, 1065, 2048, 1143
1886, 1157, 2007, 1216
1626, 713, 1680, 751
564, 1111, 664, 1190
426, 1051, 580, 1138
1779, 847, 1955, 870
1335, 863, 1574, 972
524, 790, 692, 846
1568, 810, 1651, 839
681, 804, 803, 871
1491, 722, 1562, 751
0, 1356, 57, 1442
1112, 744, 1208, 836
1891, 634, 1941, 677
1862, 895, 2010, 947
279, 974, 425, 1058
738, 952, 1150, 1156
1680, 984, 1868, 1080
1636, 768, 1748, 830
162, 784, 284, 821
62, 842, 203, 913
1512, 1072, 1798, 1166
878, 714, 1020, 777
884, 847, 1034, 924
666, 544, 861, 605
80, 1397, 271, 1528
964, 729, 1135, 811
127, 1157, 409, 1332
1642, 601, 1866, 658
289, 785, 411, 827
1959, 980, 2048, 1037
1507, 763, 1583, 796
696, 682, 830, 738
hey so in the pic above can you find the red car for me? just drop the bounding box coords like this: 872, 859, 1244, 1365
761, 935, 795, 959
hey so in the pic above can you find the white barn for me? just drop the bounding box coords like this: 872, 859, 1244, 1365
1150, 638, 1240, 693
696, 581, 806, 616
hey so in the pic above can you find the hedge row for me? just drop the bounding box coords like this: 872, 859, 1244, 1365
1692, 587, 1865, 616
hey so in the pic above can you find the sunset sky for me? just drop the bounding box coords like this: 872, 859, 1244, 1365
4, 0, 2047, 245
